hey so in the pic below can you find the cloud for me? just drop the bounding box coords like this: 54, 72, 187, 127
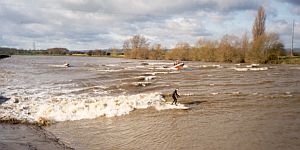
278, 0, 300, 15
0, 0, 297, 49
280, 0, 300, 5
291, 7, 300, 15
58, 0, 262, 16
268, 19, 300, 48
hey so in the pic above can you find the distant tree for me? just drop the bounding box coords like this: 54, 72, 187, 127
252, 6, 266, 41
249, 6, 268, 63
123, 35, 150, 59
217, 34, 241, 63
189, 47, 202, 61
248, 33, 285, 63
262, 33, 285, 62
165, 42, 190, 61
47, 48, 69, 55
87, 50, 93, 56
241, 33, 249, 63
69, 51, 85, 55
149, 44, 165, 60
93, 50, 103, 56
110, 47, 118, 57
195, 39, 218, 62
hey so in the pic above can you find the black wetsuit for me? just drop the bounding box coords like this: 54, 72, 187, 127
172, 89, 180, 105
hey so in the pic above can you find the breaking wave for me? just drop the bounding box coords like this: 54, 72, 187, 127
0, 92, 187, 124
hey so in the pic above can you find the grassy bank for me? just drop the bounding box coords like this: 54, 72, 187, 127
269, 56, 300, 64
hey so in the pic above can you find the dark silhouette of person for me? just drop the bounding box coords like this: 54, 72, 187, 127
172, 89, 180, 105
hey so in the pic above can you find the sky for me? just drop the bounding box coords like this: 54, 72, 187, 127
0, 0, 299, 50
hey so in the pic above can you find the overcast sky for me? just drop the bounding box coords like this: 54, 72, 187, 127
0, 0, 299, 50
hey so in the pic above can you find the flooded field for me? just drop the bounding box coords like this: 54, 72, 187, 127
1, 55, 300, 149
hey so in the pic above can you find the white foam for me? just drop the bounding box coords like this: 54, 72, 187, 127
136, 76, 156, 81
34, 93, 169, 121
107, 64, 119, 67
199, 64, 222, 68
211, 92, 219, 95
233, 67, 249, 71
48, 64, 69, 68
233, 67, 268, 71
95, 69, 123, 72
136, 65, 146, 68
144, 72, 168, 75
0, 92, 191, 123
246, 64, 260, 68
144, 76, 156, 81
249, 67, 268, 71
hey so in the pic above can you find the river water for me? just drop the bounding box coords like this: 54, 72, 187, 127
1, 55, 300, 149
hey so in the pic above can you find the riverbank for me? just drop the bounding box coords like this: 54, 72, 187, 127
3, 54, 300, 64
0, 123, 73, 150
269, 56, 300, 64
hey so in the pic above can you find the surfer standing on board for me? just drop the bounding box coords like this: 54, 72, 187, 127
172, 89, 180, 105
174, 59, 180, 66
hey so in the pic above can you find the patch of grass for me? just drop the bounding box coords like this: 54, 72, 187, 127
269, 56, 300, 64
69, 54, 88, 56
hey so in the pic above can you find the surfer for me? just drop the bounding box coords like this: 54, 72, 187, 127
173, 60, 185, 70
174, 59, 180, 66
63, 62, 70, 67
171, 89, 180, 105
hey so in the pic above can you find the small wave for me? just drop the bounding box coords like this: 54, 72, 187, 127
144, 72, 168, 76
233, 67, 268, 71
211, 92, 219, 95
48, 64, 70, 68
94, 69, 123, 72
136, 76, 156, 81
290, 67, 300, 70
104, 64, 119, 67
199, 64, 223, 69
246, 64, 260, 68
132, 82, 151, 87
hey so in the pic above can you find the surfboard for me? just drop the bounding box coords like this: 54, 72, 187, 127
174, 63, 184, 69
163, 102, 190, 110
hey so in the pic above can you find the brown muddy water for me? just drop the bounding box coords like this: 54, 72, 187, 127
1, 55, 300, 150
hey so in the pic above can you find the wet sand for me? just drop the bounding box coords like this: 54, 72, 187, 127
0, 123, 73, 150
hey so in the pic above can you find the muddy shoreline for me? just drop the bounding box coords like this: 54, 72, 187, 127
0, 123, 73, 150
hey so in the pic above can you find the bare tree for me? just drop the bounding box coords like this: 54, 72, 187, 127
249, 6, 268, 63
169, 42, 190, 61
123, 35, 150, 59
241, 32, 249, 62
252, 6, 266, 41
194, 39, 218, 62
149, 44, 165, 60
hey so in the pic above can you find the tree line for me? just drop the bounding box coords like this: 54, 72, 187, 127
0, 47, 122, 57
123, 6, 288, 63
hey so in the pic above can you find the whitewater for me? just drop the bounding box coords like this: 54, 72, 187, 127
0, 56, 187, 123
1, 56, 299, 150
